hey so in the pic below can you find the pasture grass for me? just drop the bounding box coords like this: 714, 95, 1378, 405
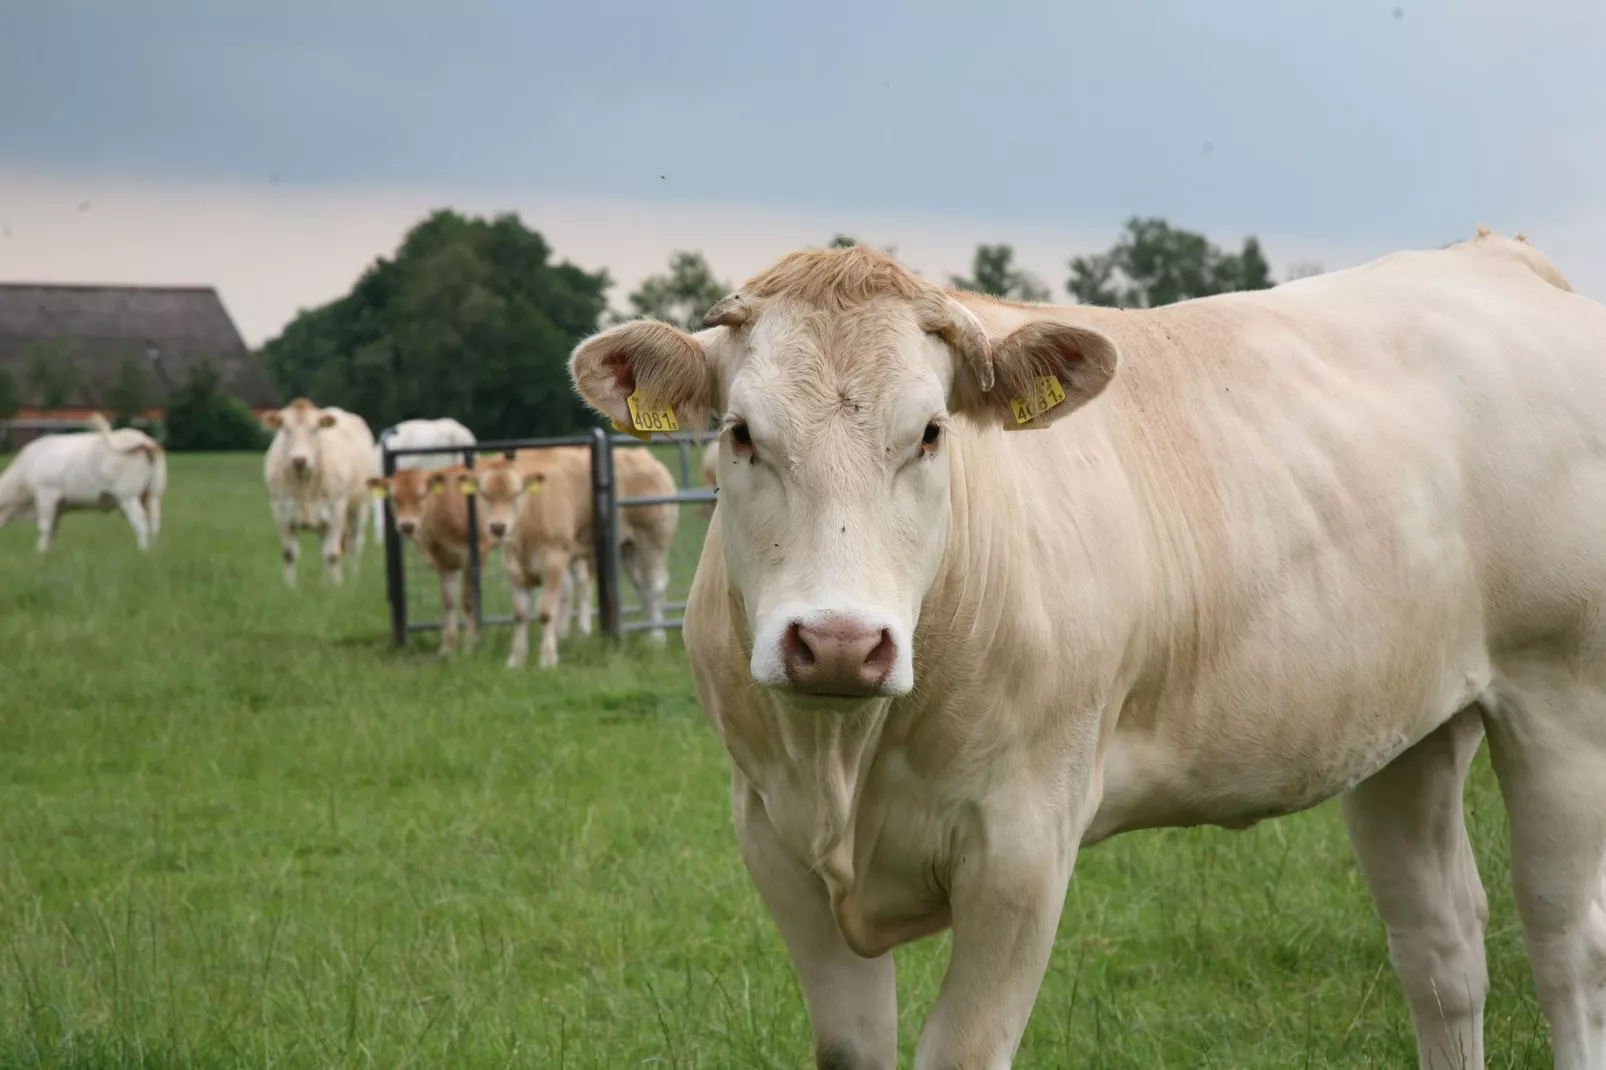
0, 453, 1550, 1068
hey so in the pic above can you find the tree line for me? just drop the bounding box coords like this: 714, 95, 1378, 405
0, 211, 1296, 447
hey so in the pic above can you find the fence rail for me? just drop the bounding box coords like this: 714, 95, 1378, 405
381, 427, 716, 648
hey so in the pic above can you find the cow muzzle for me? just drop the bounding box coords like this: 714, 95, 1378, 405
488, 521, 508, 538
397, 519, 417, 535
752, 606, 911, 699
289, 455, 310, 471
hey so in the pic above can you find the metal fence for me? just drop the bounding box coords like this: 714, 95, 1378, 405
381, 427, 716, 647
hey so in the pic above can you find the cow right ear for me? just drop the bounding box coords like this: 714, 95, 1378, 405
366, 476, 388, 499
570, 321, 714, 435
263, 410, 283, 430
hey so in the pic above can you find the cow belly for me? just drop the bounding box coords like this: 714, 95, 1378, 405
1085, 658, 1491, 844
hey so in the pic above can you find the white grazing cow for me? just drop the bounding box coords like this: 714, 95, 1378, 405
569, 231, 1606, 1069
0, 413, 166, 551
370, 417, 477, 542
263, 397, 378, 586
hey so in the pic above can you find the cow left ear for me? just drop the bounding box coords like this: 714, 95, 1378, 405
316, 412, 337, 429
570, 320, 715, 435
953, 318, 1120, 430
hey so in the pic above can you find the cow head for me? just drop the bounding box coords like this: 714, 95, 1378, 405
460, 458, 545, 544
366, 469, 442, 537
570, 245, 1118, 704
264, 398, 337, 472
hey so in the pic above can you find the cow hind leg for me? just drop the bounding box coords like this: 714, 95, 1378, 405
1481, 660, 1606, 1069
117, 495, 152, 551
572, 557, 595, 637
438, 569, 462, 656
507, 581, 533, 669
33, 490, 61, 552
1341, 706, 1488, 1070
142, 490, 161, 540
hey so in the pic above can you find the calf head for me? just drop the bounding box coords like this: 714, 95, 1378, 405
264, 398, 337, 472
459, 459, 545, 543
570, 244, 1119, 704
367, 468, 463, 537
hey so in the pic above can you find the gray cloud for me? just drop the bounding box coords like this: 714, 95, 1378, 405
3, 1, 1604, 248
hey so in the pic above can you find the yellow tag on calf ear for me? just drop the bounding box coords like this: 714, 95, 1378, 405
429, 483, 444, 496
459, 479, 476, 496
1005, 375, 1067, 429
370, 486, 386, 500
626, 391, 679, 437
611, 417, 653, 443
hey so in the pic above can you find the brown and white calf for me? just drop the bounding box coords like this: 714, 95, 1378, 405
263, 398, 378, 586
467, 445, 678, 668
569, 232, 1606, 1069
368, 465, 490, 655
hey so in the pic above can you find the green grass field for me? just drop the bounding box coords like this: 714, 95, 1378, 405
0, 453, 1552, 1068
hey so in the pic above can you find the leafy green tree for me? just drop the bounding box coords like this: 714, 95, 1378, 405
163, 362, 267, 451
0, 367, 18, 419
24, 338, 82, 410
624, 251, 728, 332
1068, 217, 1275, 308
950, 244, 1051, 302
261, 210, 611, 439
107, 355, 151, 427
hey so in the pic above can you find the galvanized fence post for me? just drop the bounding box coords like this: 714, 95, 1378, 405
589, 426, 623, 640
381, 442, 408, 647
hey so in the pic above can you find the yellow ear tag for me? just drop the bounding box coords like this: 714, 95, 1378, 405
458, 479, 476, 496
625, 391, 679, 439
611, 417, 653, 443
1004, 375, 1067, 430
429, 482, 444, 496
370, 486, 386, 500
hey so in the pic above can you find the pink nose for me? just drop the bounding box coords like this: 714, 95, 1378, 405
781, 617, 896, 696
488, 521, 508, 537
290, 456, 308, 470
397, 520, 416, 535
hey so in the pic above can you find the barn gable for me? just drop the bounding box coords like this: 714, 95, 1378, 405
0, 283, 278, 413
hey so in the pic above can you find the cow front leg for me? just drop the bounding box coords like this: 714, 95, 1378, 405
914, 811, 1080, 1070
536, 557, 571, 668
438, 568, 463, 656
321, 514, 346, 585
734, 774, 897, 1070
276, 520, 299, 587
571, 557, 594, 636
507, 580, 533, 669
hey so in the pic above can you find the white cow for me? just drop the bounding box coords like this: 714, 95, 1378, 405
569, 230, 1606, 1069
0, 413, 166, 551
370, 417, 477, 542
263, 398, 378, 586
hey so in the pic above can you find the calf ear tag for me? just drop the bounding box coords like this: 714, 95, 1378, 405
429, 482, 444, 496
621, 391, 678, 442
1003, 375, 1067, 430
370, 486, 386, 500
458, 479, 476, 496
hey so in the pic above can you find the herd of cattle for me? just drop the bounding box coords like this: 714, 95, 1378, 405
0, 398, 722, 669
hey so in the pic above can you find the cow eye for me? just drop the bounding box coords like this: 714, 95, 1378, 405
731, 424, 753, 448
920, 422, 942, 454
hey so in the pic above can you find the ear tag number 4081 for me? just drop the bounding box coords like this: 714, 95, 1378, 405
1006, 376, 1067, 429
616, 391, 679, 442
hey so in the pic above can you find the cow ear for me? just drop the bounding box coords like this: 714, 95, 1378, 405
316, 412, 337, 429
570, 321, 713, 434
263, 410, 283, 431
956, 319, 1119, 430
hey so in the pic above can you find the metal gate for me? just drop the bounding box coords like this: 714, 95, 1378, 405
381, 427, 716, 647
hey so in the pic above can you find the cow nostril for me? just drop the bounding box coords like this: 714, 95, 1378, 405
865, 630, 895, 677
782, 622, 816, 669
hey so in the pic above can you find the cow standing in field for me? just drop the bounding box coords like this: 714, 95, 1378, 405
370, 417, 477, 543
367, 465, 489, 655
569, 232, 1606, 1070
0, 412, 166, 552
263, 398, 378, 586
468, 445, 677, 668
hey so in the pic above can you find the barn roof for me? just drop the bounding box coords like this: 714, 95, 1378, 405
0, 283, 279, 409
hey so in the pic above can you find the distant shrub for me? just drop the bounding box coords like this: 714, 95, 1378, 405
163, 362, 269, 451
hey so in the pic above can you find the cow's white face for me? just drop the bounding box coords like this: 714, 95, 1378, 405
265, 401, 336, 473
570, 247, 1118, 706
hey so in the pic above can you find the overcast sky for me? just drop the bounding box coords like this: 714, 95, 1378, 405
2, 1, 1604, 345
